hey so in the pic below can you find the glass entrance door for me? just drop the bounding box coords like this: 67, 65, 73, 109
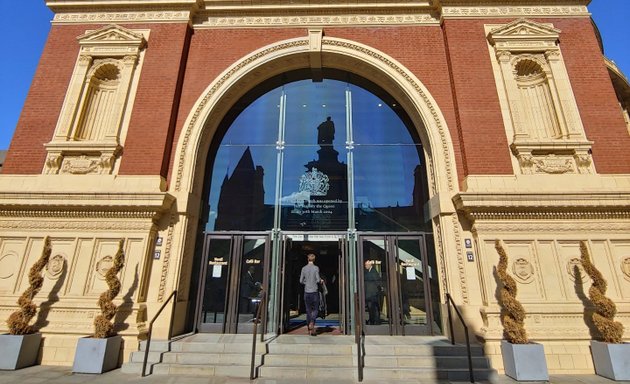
279, 233, 349, 335
196, 233, 271, 333
357, 234, 439, 335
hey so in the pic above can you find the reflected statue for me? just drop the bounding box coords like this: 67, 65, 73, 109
317, 116, 335, 145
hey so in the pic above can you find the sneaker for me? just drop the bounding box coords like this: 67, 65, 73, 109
310, 331, 317, 336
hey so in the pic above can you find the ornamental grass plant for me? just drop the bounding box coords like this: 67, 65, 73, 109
94, 239, 125, 338
495, 239, 528, 344
7, 237, 51, 335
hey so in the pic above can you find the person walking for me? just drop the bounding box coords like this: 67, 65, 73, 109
300, 253, 323, 336
364, 260, 382, 325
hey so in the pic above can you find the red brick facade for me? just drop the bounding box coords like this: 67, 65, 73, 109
5, 16, 630, 180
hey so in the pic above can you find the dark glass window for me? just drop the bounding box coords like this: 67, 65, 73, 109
204, 76, 429, 232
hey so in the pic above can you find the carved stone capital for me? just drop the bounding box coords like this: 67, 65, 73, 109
545, 50, 561, 62
496, 50, 512, 63
44, 153, 63, 174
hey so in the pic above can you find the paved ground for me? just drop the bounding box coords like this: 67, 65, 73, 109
0, 365, 623, 384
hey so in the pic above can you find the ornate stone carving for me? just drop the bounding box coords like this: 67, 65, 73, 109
158, 216, 175, 302
0, 252, 17, 279
54, 11, 190, 24
44, 153, 63, 174
472, 222, 630, 233
532, 154, 574, 174
46, 254, 65, 279
61, 155, 102, 175
496, 50, 511, 63
510, 142, 594, 175
197, 14, 439, 28
512, 258, 534, 284
621, 257, 630, 282
451, 214, 468, 303
488, 19, 593, 175
44, 25, 146, 176
96, 255, 114, 279
574, 154, 593, 174
567, 258, 588, 283
443, 6, 588, 18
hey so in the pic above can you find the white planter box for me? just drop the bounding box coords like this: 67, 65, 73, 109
591, 340, 630, 381
501, 340, 549, 381
72, 335, 122, 374
0, 333, 41, 370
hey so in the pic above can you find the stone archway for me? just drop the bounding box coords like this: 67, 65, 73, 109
164, 32, 464, 332
172, 34, 458, 198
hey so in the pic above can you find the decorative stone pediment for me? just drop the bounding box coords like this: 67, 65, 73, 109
486, 19, 593, 175
78, 24, 146, 53
488, 19, 560, 52
44, 25, 147, 175
76, 24, 146, 63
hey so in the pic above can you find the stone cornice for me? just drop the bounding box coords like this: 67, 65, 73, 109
441, 1, 590, 19
0, 192, 175, 219
46, 0, 591, 25
195, 12, 440, 28
453, 192, 630, 220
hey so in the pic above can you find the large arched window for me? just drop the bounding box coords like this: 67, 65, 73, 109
203, 72, 430, 233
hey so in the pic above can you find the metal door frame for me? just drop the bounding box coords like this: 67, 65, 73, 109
195, 232, 271, 334
356, 233, 435, 336
279, 232, 350, 334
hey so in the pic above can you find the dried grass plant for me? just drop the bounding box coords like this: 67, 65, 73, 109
94, 240, 125, 338
495, 239, 528, 344
7, 237, 52, 335
579, 241, 624, 343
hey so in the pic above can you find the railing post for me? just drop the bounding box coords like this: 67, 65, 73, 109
250, 291, 266, 380
447, 293, 455, 345
445, 293, 475, 383
142, 290, 177, 377
354, 292, 363, 382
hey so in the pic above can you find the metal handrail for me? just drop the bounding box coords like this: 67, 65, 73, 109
354, 292, 364, 382
250, 290, 267, 380
445, 293, 474, 383
142, 290, 177, 377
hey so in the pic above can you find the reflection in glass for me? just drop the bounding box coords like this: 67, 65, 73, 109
354, 145, 428, 232
362, 240, 389, 326
204, 77, 431, 234
201, 239, 231, 325
208, 145, 277, 231
237, 239, 266, 326
397, 239, 427, 326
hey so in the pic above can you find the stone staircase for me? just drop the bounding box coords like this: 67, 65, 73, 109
122, 333, 496, 381
122, 333, 264, 377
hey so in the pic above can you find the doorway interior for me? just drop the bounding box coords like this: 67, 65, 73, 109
280, 235, 348, 336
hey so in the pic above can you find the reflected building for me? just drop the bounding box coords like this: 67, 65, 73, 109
214, 147, 271, 230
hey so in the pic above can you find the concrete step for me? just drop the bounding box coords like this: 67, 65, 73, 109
363, 355, 491, 369
259, 366, 357, 380
123, 333, 496, 381
263, 353, 355, 367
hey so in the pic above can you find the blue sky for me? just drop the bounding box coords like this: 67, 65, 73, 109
1, 0, 628, 150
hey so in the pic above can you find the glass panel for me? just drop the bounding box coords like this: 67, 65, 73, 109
351, 85, 409, 145
237, 239, 266, 325
283, 80, 347, 146
206, 145, 277, 231
201, 238, 232, 325
397, 239, 427, 326
280, 145, 348, 231
354, 145, 428, 232
362, 239, 390, 327
220, 88, 282, 145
